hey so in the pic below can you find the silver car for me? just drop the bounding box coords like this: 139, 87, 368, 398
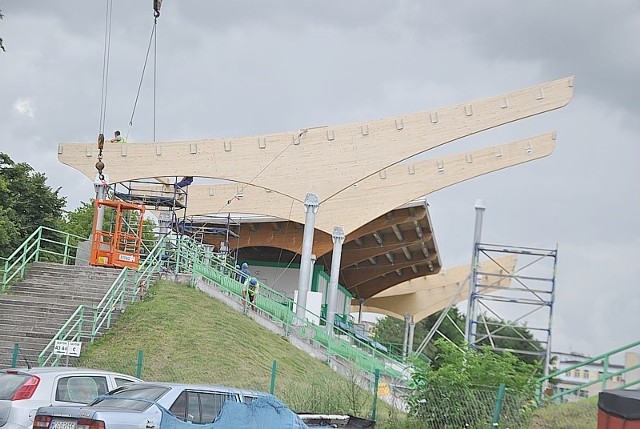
33, 382, 267, 428
0, 367, 140, 429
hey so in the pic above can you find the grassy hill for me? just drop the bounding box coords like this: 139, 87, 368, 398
78, 280, 600, 428
530, 397, 598, 429
79, 280, 405, 423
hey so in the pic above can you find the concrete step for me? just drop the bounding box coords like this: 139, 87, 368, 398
0, 316, 81, 328
15, 277, 121, 289
24, 267, 122, 277
0, 296, 86, 310
29, 261, 124, 274
0, 261, 133, 368
7, 289, 118, 302
0, 344, 43, 366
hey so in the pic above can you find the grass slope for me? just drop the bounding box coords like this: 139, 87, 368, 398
79, 280, 392, 419
530, 397, 598, 429
84, 280, 600, 428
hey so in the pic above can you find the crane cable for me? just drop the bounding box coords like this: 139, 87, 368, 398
96, 0, 114, 180
128, 0, 161, 142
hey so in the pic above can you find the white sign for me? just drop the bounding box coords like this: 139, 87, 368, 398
54, 340, 68, 356
53, 340, 82, 357
68, 341, 82, 357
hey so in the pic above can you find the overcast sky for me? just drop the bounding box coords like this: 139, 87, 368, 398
1, 1, 638, 358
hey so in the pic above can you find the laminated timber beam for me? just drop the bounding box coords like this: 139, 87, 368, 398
58, 77, 573, 207
356, 255, 517, 321
176, 132, 557, 234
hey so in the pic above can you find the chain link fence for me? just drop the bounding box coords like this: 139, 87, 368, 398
2, 343, 532, 428
76, 349, 391, 420
409, 384, 533, 429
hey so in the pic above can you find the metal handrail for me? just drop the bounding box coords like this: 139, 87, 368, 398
538, 338, 640, 402
193, 261, 406, 379
2, 226, 88, 292
38, 305, 86, 366
33, 231, 401, 377
91, 267, 130, 340
37, 234, 172, 366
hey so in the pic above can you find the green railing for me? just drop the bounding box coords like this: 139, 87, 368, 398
1, 226, 88, 292
38, 306, 87, 366
37, 234, 173, 366
29, 230, 406, 379
193, 261, 406, 380
537, 339, 640, 402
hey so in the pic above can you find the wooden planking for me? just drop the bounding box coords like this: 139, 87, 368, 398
317, 133, 555, 234
359, 255, 517, 321
180, 133, 555, 234
58, 77, 573, 203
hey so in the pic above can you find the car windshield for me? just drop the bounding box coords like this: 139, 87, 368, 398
91, 385, 169, 412
0, 373, 31, 400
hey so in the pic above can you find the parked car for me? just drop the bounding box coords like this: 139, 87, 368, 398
0, 367, 140, 429
33, 382, 305, 428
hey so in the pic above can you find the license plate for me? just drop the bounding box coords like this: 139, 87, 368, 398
51, 420, 77, 429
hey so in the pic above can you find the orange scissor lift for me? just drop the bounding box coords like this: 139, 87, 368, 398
90, 199, 146, 269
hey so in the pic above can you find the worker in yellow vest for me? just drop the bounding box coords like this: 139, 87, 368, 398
110, 130, 127, 143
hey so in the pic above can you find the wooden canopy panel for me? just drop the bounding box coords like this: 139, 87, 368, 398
190, 203, 439, 300
59, 77, 573, 208
151, 133, 556, 235
357, 255, 518, 322
59, 77, 573, 302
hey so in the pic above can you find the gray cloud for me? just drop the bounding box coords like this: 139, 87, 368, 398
0, 0, 638, 357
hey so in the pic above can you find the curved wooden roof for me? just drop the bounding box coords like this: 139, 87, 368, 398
58, 77, 573, 313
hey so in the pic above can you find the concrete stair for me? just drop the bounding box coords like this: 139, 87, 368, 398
0, 262, 129, 368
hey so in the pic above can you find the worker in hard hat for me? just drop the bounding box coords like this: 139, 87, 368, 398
246, 277, 260, 311
239, 262, 251, 284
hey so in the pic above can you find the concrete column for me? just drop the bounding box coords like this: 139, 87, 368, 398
326, 227, 345, 335
308, 253, 316, 303
407, 317, 416, 356
402, 312, 411, 360
93, 174, 109, 237
295, 193, 320, 321
465, 199, 486, 346
358, 298, 365, 323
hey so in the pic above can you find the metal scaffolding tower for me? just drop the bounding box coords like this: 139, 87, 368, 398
465, 201, 557, 379
415, 201, 557, 380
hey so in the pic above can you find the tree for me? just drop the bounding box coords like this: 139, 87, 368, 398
60, 200, 96, 240
373, 307, 466, 358
60, 199, 158, 252
407, 339, 539, 428
373, 307, 543, 366
0, 153, 66, 257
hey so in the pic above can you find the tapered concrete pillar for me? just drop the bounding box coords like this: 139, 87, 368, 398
402, 312, 411, 360
326, 227, 345, 335
408, 317, 416, 356
308, 253, 316, 306
295, 193, 320, 321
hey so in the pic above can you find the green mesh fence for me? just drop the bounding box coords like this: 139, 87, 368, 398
77, 348, 388, 420
409, 384, 533, 429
